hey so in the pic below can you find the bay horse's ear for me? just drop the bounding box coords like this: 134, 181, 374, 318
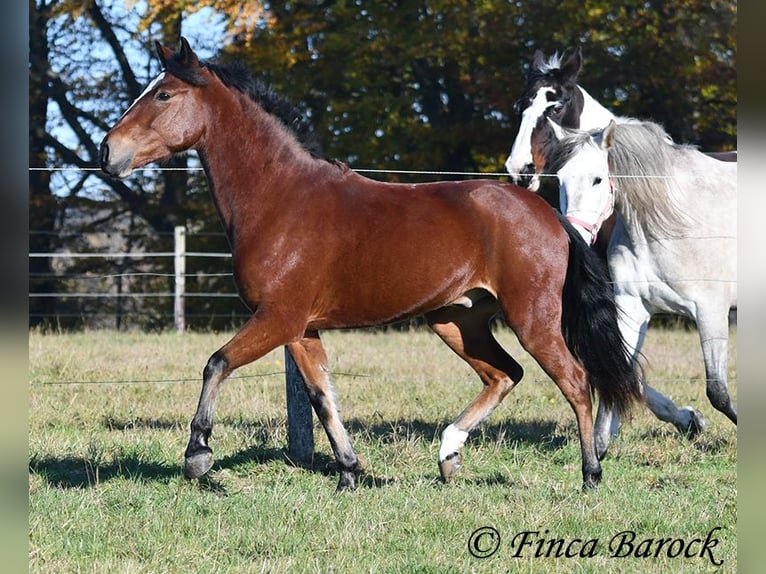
560, 46, 583, 82
178, 36, 201, 68
155, 40, 173, 68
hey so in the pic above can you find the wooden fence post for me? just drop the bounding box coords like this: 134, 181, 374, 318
284, 347, 315, 464
174, 226, 186, 334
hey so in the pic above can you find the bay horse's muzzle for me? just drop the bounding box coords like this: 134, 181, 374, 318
98, 137, 132, 178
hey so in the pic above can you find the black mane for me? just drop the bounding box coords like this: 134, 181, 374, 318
164, 52, 325, 159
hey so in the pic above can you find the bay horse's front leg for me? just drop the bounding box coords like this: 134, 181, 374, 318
183, 310, 303, 480
183, 349, 231, 479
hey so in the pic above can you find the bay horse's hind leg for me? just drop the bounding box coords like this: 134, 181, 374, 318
287, 331, 361, 491
500, 300, 602, 489
426, 299, 524, 483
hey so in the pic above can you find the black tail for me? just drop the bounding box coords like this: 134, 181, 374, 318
557, 214, 643, 414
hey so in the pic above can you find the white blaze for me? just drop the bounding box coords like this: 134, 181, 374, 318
505, 87, 557, 180
119, 72, 166, 119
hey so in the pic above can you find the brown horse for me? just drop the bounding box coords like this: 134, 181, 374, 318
100, 38, 642, 491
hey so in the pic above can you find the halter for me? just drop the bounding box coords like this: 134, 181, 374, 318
566, 177, 615, 246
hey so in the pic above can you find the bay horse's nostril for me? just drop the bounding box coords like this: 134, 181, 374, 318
98, 140, 110, 171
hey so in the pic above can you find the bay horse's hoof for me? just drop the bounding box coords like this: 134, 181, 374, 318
439, 452, 463, 483
183, 447, 214, 479
582, 469, 602, 490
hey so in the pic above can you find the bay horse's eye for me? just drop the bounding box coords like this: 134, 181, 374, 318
156, 91, 172, 102
593, 176, 603, 186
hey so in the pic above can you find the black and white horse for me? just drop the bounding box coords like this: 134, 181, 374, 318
505, 48, 617, 190
504, 47, 735, 189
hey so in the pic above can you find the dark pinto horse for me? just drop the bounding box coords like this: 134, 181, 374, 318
100, 38, 642, 491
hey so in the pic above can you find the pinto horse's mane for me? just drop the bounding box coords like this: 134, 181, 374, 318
528, 52, 566, 77
164, 50, 326, 160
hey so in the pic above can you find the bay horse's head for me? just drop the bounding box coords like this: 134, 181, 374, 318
505, 47, 584, 189
100, 37, 210, 178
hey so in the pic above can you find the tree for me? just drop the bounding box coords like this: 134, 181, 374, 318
218, 0, 735, 173
29, 0, 736, 330
29, 0, 58, 327
29, 0, 227, 329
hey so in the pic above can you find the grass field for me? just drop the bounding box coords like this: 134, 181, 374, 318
29, 326, 736, 573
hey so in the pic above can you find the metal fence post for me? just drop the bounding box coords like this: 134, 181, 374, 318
284, 347, 315, 464
174, 226, 186, 333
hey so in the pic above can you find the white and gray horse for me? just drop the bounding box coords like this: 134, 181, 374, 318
534, 118, 736, 458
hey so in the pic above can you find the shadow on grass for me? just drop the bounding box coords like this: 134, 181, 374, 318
30, 416, 565, 490
29, 454, 178, 489
100, 415, 184, 431
630, 426, 736, 455
343, 417, 566, 451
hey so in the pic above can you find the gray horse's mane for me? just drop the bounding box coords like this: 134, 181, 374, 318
545, 121, 695, 239
607, 122, 695, 238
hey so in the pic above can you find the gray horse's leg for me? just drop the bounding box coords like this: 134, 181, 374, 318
644, 386, 706, 436
594, 295, 648, 459
596, 293, 711, 460
697, 307, 737, 424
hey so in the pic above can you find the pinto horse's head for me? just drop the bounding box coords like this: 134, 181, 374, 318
100, 37, 210, 178
505, 47, 584, 189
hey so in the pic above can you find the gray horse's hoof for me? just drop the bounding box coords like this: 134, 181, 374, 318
183, 448, 214, 479
677, 407, 706, 439
595, 437, 609, 461
439, 452, 463, 483
336, 469, 357, 492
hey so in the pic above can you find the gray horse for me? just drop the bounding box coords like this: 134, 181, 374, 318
536, 118, 736, 458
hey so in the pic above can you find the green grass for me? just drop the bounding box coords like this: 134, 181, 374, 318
29, 326, 736, 573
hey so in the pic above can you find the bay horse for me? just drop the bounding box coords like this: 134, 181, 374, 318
506, 46, 737, 443
99, 38, 642, 491
535, 118, 737, 459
